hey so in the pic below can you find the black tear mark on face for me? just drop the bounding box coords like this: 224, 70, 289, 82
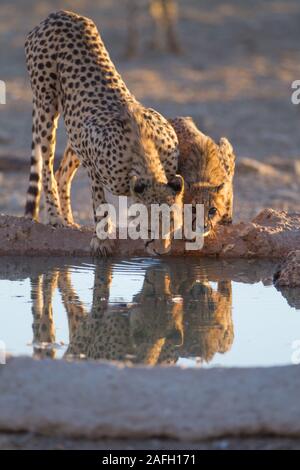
168, 175, 183, 194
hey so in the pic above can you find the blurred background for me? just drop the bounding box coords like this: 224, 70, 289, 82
0, 0, 300, 223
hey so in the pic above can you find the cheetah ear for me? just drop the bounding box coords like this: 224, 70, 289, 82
130, 176, 148, 195
219, 137, 233, 155
168, 175, 184, 194
219, 137, 236, 178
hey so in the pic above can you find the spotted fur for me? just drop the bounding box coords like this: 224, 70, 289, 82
56, 115, 235, 243
24, 10, 183, 256
30, 262, 233, 364
170, 117, 236, 236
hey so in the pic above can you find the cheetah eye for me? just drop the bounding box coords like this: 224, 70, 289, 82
208, 207, 217, 217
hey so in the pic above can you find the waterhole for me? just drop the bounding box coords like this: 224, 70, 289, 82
0, 256, 299, 367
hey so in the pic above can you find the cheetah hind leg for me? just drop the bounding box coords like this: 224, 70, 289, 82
26, 96, 68, 227
57, 268, 88, 345
24, 100, 43, 221
55, 144, 81, 228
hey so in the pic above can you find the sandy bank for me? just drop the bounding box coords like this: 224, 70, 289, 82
0, 357, 300, 442
0, 209, 299, 258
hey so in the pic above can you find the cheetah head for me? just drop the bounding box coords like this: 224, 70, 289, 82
130, 174, 184, 255
186, 180, 233, 237
170, 117, 235, 238
183, 137, 235, 237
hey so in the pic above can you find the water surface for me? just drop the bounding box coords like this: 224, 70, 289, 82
0, 256, 299, 367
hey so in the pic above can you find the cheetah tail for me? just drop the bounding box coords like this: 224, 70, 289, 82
24, 141, 43, 220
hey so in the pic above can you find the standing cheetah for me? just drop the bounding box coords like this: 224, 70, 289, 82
126, 0, 181, 57
56, 116, 235, 245
24, 10, 183, 256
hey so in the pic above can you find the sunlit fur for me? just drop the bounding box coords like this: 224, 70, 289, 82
170, 117, 235, 237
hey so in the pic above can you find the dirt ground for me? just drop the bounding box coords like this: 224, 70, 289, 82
0, 0, 300, 224
1, 432, 300, 450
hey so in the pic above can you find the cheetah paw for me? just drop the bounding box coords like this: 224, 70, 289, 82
64, 220, 81, 230
90, 236, 115, 257
48, 214, 69, 228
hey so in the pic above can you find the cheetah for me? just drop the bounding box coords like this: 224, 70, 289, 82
56, 116, 235, 247
24, 10, 184, 256
170, 117, 235, 237
125, 0, 181, 57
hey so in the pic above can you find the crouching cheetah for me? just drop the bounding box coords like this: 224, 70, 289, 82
56, 116, 235, 246
24, 10, 183, 256
170, 117, 235, 237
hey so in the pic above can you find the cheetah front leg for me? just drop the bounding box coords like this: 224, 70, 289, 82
57, 269, 87, 345
55, 144, 80, 227
91, 262, 113, 317
89, 174, 116, 257
56, 147, 115, 255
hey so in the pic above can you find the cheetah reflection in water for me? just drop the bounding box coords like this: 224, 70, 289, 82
30, 262, 233, 365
